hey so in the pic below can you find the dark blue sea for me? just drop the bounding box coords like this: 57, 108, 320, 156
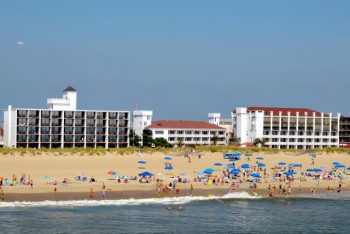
0, 192, 349, 233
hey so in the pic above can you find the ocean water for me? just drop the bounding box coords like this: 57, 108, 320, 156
0, 192, 349, 234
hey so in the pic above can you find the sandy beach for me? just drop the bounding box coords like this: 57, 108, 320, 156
0, 150, 349, 201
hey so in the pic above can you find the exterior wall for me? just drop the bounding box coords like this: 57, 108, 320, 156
208, 113, 220, 125
232, 107, 340, 149
4, 107, 130, 149
47, 91, 77, 111
132, 110, 153, 137
148, 128, 227, 145
340, 116, 350, 146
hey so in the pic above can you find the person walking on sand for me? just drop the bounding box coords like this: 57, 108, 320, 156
0, 189, 4, 201
190, 183, 194, 196
101, 189, 106, 199
89, 187, 94, 199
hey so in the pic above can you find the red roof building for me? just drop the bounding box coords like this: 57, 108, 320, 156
146, 120, 227, 146
147, 120, 225, 130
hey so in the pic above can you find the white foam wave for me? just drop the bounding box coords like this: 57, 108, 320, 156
0, 192, 261, 208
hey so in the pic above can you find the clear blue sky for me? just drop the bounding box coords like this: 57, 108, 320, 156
0, 0, 349, 120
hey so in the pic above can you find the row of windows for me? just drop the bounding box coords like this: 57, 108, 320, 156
265, 138, 338, 143
17, 110, 128, 119
17, 118, 128, 127
263, 131, 338, 136
154, 130, 225, 135
17, 127, 127, 135
17, 135, 128, 142
167, 137, 225, 142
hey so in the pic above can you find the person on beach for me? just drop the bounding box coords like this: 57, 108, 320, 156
102, 182, 106, 190
89, 187, 94, 199
0, 189, 4, 201
30, 180, 33, 189
101, 189, 106, 199
190, 183, 194, 196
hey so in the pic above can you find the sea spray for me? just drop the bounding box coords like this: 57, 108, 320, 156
0, 192, 261, 208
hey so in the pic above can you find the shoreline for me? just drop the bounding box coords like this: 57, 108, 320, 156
1, 187, 347, 202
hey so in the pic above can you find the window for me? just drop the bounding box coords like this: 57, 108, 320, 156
155, 131, 164, 134
18, 126, 26, 134
169, 137, 175, 141
41, 127, 50, 134
185, 131, 192, 134
202, 131, 208, 135
177, 131, 184, 134
185, 138, 192, 141
168, 131, 175, 134
194, 131, 200, 135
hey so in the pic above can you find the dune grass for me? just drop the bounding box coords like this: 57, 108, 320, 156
0, 145, 349, 156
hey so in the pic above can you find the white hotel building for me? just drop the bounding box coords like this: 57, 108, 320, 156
232, 107, 340, 149
146, 120, 226, 146
3, 87, 130, 148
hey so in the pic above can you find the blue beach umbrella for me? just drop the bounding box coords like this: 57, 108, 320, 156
138, 171, 154, 177
214, 163, 223, 166
307, 168, 322, 173
138, 160, 147, 164
226, 164, 235, 169
245, 153, 252, 157
284, 171, 297, 176
250, 173, 261, 178
230, 169, 241, 175
333, 162, 340, 165
258, 163, 266, 167
293, 164, 302, 167
346, 167, 350, 170
279, 162, 286, 165
233, 153, 241, 157
335, 164, 346, 169
164, 156, 172, 161
241, 164, 250, 169
256, 157, 264, 160
165, 165, 174, 171
203, 170, 214, 175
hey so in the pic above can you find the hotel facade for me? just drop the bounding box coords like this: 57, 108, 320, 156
3, 87, 130, 148
146, 120, 227, 146
232, 107, 340, 149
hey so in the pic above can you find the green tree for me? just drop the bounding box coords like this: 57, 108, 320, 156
211, 134, 219, 145
177, 138, 184, 147
129, 129, 141, 147
142, 130, 154, 147
153, 138, 172, 148
253, 138, 267, 147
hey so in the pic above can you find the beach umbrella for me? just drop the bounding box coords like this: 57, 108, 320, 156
138, 171, 154, 177
278, 162, 286, 165
250, 173, 261, 178
138, 160, 147, 164
233, 153, 241, 157
335, 164, 346, 169
241, 164, 250, 169
307, 168, 322, 173
333, 162, 340, 165
245, 153, 252, 157
230, 169, 241, 175
293, 163, 302, 167
256, 157, 264, 160
258, 163, 266, 167
229, 158, 237, 162
165, 165, 174, 171
203, 170, 214, 175
107, 171, 118, 175
347, 167, 350, 170
284, 171, 297, 176
226, 164, 235, 169
204, 168, 215, 172
214, 163, 223, 166
164, 156, 172, 161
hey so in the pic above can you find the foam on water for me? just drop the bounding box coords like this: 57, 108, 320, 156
0, 192, 261, 208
